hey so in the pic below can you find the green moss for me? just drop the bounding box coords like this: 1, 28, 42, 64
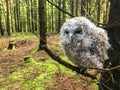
0, 56, 76, 89
3, 44, 16, 50
21, 80, 45, 90
92, 83, 99, 90
32, 46, 39, 54
12, 45, 16, 50
23, 56, 37, 64
10, 33, 38, 40
0, 88, 6, 90
0, 33, 38, 43
61, 56, 75, 65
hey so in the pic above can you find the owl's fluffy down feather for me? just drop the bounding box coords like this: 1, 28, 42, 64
60, 17, 111, 68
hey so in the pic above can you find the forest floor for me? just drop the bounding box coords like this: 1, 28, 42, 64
0, 33, 98, 90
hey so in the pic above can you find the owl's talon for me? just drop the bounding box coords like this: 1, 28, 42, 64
77, 67, 87, 74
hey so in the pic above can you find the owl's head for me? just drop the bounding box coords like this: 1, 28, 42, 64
60, 17, 95, 45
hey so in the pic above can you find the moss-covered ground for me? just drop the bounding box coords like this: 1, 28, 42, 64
0, 33, 99, 90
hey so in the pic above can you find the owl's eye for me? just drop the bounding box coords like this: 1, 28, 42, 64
64, 31, 69, 34
74, 30, 82, 34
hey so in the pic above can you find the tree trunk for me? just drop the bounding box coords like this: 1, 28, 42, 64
100, 0, 120, 90
70, 0, 74, 16
75, 0, 78, 16
33, 0, 37, 32
47, 2, 50, 31
14, 5, 17, 32
16, 0, 20, 32
57, 0, 61, 32
9, 1, 14, 32
31, 0, 35, 33
51, 0, 54, 31
26, 0, 31, 32
97, 0, 100, 26
38, 0, 47, 50
6, 0, 11, 36
0, 13, 4, 36
103, 0, 109, 23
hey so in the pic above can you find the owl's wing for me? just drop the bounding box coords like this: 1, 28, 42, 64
89, 27, 111, 62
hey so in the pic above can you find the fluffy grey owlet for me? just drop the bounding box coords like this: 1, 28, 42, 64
60, 17, 111, 69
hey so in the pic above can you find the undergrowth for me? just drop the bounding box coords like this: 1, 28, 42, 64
0, 33, 99, 90
0, 56, 75, 89
0, 32, 38, 42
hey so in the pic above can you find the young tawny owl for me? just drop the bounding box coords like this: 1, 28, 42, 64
60, 17, 111, 69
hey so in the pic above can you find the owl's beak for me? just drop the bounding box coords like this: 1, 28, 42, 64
69, 33, 74, 42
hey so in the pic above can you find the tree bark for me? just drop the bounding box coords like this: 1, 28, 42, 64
75, 0, 78, 16
6, 0, 11, 36
97, 0, 100, 26
100, 0, 120, 90
16, 0, 20, 32
33, 0, 37, 32
70, 0, 74, 16
0, 8, 4, 36
31, 0, 35, 33
38, 0, 47, 50
26, 0, 31, 32
62, 0, 66, 23
51, 0, 54, 31
57, 0, 61, 32
14, 4, 17, 32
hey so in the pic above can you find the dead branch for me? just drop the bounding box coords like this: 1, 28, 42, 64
46, 0, 74, 17
46, 0, 107, 26
46, 0, 120, 28
81, 4, 107, 26
40, 45, 96, 79
39, 45, 114, 89
39, 38, 120, 72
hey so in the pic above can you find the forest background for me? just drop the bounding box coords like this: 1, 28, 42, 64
0, 0, 120, 90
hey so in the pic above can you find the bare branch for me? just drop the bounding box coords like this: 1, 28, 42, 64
39, 38, 120, 72
39, 45, 96, 79
87, 64, 120, 72
46, 0, 107, 26
46, 0, 74, 17
81, 4, 107, 26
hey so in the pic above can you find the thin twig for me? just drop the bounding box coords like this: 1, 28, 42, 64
88, 65, 120, 72
96, 78, 112, 90
81, 4, 107, 26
